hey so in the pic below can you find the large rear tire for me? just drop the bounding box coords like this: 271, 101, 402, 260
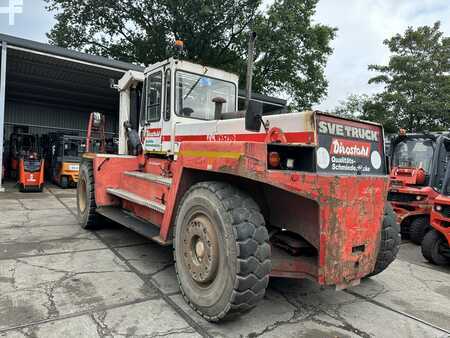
409, 217, 430, 245
174, 182, 271, 321
368, 203, 401, 277
421, 229, 449, 265
77, 160, 99, 229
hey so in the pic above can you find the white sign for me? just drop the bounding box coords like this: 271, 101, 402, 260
69, 164, 80, 171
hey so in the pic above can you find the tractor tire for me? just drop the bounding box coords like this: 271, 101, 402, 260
409, 217, 430, 245
368, 203, 401, 277
60, 176, 69, 189
174, 182, 271, 322
421, 229, 449, 265
19, 183, 25, 193
77, 160, 99, 229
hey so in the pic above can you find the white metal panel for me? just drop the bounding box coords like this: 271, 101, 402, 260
0, 41, 7, 191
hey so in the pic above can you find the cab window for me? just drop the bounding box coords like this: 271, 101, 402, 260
164, 69, 171, 121
145, 71, 162, 122
175, 71, 236, 120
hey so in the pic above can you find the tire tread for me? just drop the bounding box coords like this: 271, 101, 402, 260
78, 160, 99, 229
174, 181, 271, 321
369, 203, 401, 277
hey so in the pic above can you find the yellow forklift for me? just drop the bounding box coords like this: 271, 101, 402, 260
48, 134, 85, 188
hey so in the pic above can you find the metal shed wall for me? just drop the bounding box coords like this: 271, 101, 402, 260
4, 100, 118, 138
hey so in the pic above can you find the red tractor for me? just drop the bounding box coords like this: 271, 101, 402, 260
388, 131, 450, 244
421, 169, 450, 265
77, 48, 400, 321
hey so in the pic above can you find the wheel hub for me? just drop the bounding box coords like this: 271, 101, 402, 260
182, 215, 219, 284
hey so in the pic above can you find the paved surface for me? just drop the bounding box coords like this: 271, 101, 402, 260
0, 181, 449, 338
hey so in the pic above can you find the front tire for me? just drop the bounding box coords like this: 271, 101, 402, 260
174, 182, 271, 321
421, 229, 449, 265
77, 160, 99, 229
369, 203, 401, 277
409, 217, 430, 245
60, 175, 69, 189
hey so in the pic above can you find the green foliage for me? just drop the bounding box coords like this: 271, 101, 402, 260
45, 0, 336, 110
333, 94, 397, 133
333, 94, 370, 119
368, 22, 450, 132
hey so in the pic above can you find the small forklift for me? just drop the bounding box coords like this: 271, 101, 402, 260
9, 132, 45, 192
48, 134, 85, 188
388, 130, 450, 244
422, 166, 450, 265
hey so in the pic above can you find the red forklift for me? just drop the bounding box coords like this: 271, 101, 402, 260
422, 165, 450, 265
10, 132, 45, 192
75, 37, 400, 321
388, 130, 450, 244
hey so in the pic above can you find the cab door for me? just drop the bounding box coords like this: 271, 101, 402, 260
141, 69, 164, 153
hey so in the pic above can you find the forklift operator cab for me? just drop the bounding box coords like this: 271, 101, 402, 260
49, 135, 84, 188
120, 58, 239, 155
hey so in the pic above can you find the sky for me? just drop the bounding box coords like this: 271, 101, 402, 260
1, 0, 450, 110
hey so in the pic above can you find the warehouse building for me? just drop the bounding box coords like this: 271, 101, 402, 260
0, 34, 286, 191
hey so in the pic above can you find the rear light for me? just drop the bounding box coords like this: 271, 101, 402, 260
268, 152, 281, 168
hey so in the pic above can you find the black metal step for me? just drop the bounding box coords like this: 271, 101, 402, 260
96, 206, 171, 246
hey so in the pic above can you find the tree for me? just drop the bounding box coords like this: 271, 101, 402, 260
332, 94, 397, 133
45, 0, 336, 110
333, 94, 371, 119
368, 22, 450, 132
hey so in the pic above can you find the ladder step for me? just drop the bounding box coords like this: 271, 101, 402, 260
106, 188, 166, 213
124, 171, 172, 187
96, 206, 171, 246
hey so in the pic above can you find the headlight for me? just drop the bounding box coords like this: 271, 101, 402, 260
435, 205, 443, 212
416, 195, 424, 201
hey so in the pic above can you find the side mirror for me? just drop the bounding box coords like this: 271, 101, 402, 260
245, 100, 263, 132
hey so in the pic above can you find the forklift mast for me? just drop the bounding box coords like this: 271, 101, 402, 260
86, 112, 106, 153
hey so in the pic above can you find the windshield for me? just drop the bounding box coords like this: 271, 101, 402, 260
63, 140, 83, 158
392, 138, 435, 173
176, 71, 236, 120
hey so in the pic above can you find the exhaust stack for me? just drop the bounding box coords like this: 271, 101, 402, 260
245, 32, 257, 110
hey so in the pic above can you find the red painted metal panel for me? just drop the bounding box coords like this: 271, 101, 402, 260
389, 185, 438, 226
93, 156, 140, 206
121, 200, 164, 226
173, 140, 388, 286
91, 137, 388, 287
431, 195, 450, 246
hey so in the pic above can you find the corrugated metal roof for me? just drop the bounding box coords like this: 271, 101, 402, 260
0, 34, 286, 108
6, 48, 121, 113
0, 33, 144, 72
